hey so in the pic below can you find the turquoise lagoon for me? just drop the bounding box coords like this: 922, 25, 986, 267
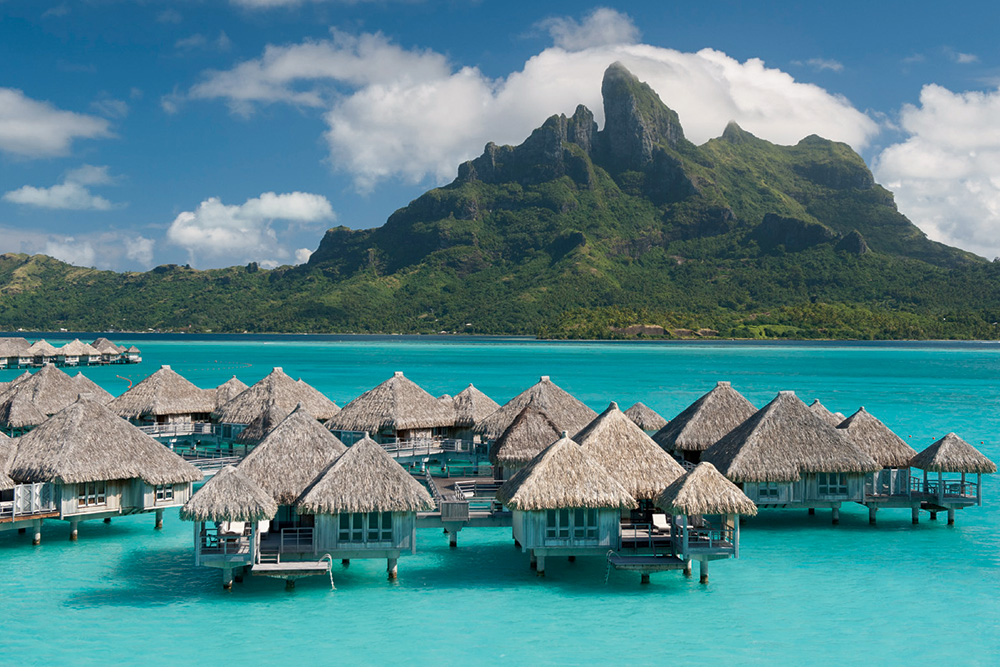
1, 337, 999, 665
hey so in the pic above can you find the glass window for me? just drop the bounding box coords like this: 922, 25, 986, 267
154, 485, 174, 503
558, 509, 570, 538
77, 481, 107, 508
759, 482, 779, 499
818, 473, 849, 496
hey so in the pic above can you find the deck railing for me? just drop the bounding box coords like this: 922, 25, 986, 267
139, 422, 216, 437
199, 527, 251, 557
910, 477, 980, 500
453, 480, 503, 511
0, 483, 56, 520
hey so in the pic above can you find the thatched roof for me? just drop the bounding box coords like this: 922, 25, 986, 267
0, 432, 16, 490
180, 466, 277, 522
107, 365, 214, 419
489, 401, 563, 468
27, 339, 59, 356
235, 398, 291, 445
0, 390, 48, 429
0, 371, 31, 395
910, 433, 997, 473
213, 376, 248, 410
236, 406, 348, 505
126, 346, 140, 353
327, 371, 454, 433
495, 432, 637, 511
809, 399, 844, 427
451, 384, 500, 428
294, 379, 341, 421
476, 376, 597, 440
837, 407, 917, 468
297, 435, 434, 514
10, 397, 201, 485
623, 402, 667, 432
702, 391, 881, 483
71, 373, 113, 403
575, 402, 685, 500
0, 364, 81, 416
0, 337, 30, 356
91, 338, 121, 354
655, 462, 758, 516
653, 382, 757, 453
215, 367, 332, 424
59, 339, 101, 356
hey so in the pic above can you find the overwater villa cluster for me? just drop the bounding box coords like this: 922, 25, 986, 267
0, 364, 995, 592
0, 336, 141, 368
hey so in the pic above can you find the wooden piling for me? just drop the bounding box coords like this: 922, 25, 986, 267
342, 559, 350, 566
683, 560, 692, 577
69, 520, 79, 541
154, 509, 164, 530
449, 530, 458, 548
387, 557, 398, 580
640, 573, 650, 584
222, 566, 233, 590
912, 507, 919, 524
869, 505, 877, 525
536, 554, 545, 577
699, 559, 709, 584
285, 579, 295, 590
18, 527, 25, 534
31, 519, 41, 545
947, 508, 955, 525
832, 506, 840, 525
103, 517, 111, 524
808, 508, 815, 516
529, 552, 537, 570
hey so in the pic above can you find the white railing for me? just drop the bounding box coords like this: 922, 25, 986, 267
139, 422, 216, 437
0, 483, 56, 520
377, 438, 472, 457
199, 527, 251, 557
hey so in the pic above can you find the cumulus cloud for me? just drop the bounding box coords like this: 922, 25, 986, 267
0, 88, 111, 157
125, 236, 156, 266
294, 248, 313, 264
44, 238, 96, 267
795, 58, 844, 72
166, 191, 334, 267
0, 226, 152, 269
3, 165, 120, 211
874, 84, 1000, 259
538, 7, 640, 51
189, 18, 878, 192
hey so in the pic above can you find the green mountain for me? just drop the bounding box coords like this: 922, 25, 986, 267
3, 62, 1000, 339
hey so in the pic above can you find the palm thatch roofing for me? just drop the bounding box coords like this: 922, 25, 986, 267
1, 364, 81, 416
235, 398, 291, 445
652, 382, 757, 453
575, 402, 685, 500
213, 376, 249, 410
91, 338, 121, 354
294, 379, 341, 421
107, 365, 215, 419
0, 390, 48, 429
488, 401, 563, 468
476, 376, 597, 441
9, 397, 201, 485
327, 371, 454, 433
495, 432, 637, 511
180, 465, 277, 522
126, 346, 141, 354
236, 406, 348, 505
837, 407, 917, 468
297, 434, 434, 514
71, 373, 114, 403
215, 367, 332, 424
702, 391, 881, 483
809, 399, 844, 427
0, 432, 16, 490
59, 339, 101, 356
910, 433, 997, 473
623, 402, 667, 432
0, 337, 30, 356
451, 384, 500, 428
27, 339, 59, 356
0, 371, 31, 395
655, 462, 758, 516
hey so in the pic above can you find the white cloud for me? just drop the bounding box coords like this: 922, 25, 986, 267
157, 9, 182, 24
90, 97, 129, 119
125, 236, 156, 266
44, 238, 95, 267
801, 58, 844, 72
874, 84, 1000, 259
0, 88, 111, 157
166, 191, 334, 267
0, 226, 150, 269
295, 247, 313, 264
3, 165, 119, 211
538, 7, 640, 52
176, 32, 232, 52
953, 52, 979, 64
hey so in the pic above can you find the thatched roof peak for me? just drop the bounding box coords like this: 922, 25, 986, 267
489, 401, 563, 468
495, 432, 637, 511
837, 407, 916, 468
0, 363, 82, 417
215, 367, 334, 424
623, 401, 668, 432
235, 398, 291, 445
27, 339, 59, 356
0, 390, 48, 429
327, 371, 454, 433
293, 379, 341, 420
0, 337, 30, 354
809, 399, 843, 427
297, 435, 434, 514
71, 373, 113, 403
91, 337, 120, 354
476, 376, 597, 440
214, 376, 249, 409
181, 466, 278, 522
910, 433, 996, 473
107, 365, 214, 419
652, 381, 757, 453
60, 339, 101, 356
656, 462, 758, 516
10, 396, 201, 485
575, 402, 685, 500
702, 391, 880, 483
236, 406, 348, 505
451, 383, 500, 428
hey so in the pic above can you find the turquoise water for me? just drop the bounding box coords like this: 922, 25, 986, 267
2, 338, 999, 665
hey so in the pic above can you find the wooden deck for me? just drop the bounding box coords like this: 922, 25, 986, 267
252, 560, 331, 578
607, 553, 687, 572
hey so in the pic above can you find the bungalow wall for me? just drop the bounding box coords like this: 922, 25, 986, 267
743, 473, 866, 505
512, 508, 621, 551
57, 479, 191, 518
312, 512, 416, 554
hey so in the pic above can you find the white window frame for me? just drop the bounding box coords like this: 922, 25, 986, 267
339, 512, 393, 544
546, 507, 598, 541
758, 482, 780, 499
78, 481, 107, 507
817, 472, 849, 496
154, 484, 174, 504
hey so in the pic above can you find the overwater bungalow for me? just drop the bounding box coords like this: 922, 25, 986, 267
57, 339, 102, 366
8, 396, 201, 541
477, 376, 597, 442
0, 364, 84, 433
215, 368, 336, 437
652, 462, 757, 583
125, 346, 142, 363
326, 371, 454, 443
837, 407, 917, 522
213, 376, 249, 411
809, 399, 844, 427
26, 340, 59, 366
449, 383, 500, 441
0, 432, 58, 542
0, 337, 30, 368
701, 391, 881, 523
652, 381, 757, 463
91, 338, 123, 363
107, 365, 215, 436
0, 391, 47, 436
489, 401, 562, 479
496, 432, 637, 576
623, 402, 668, 434
182, 465, 279, 588
297, 434, 435, 580
234, 398, 290, 447
909, 433, 996, 524
575, 402, 685, 522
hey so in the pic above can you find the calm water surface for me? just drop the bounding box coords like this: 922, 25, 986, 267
1, 338, 998, 665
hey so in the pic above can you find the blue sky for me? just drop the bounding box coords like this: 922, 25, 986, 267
1, 0, 998, 270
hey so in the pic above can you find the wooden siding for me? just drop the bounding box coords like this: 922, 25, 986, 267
313, 512, 415, 554
514, 509, 621, 550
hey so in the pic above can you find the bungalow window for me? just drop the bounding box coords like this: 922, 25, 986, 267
758, 482, 780, 499
339, 512, 392, 543
817, 473, 849, 496
78, 481, 106, 507
154, 485, 174, 503
546, 508, 598, 540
